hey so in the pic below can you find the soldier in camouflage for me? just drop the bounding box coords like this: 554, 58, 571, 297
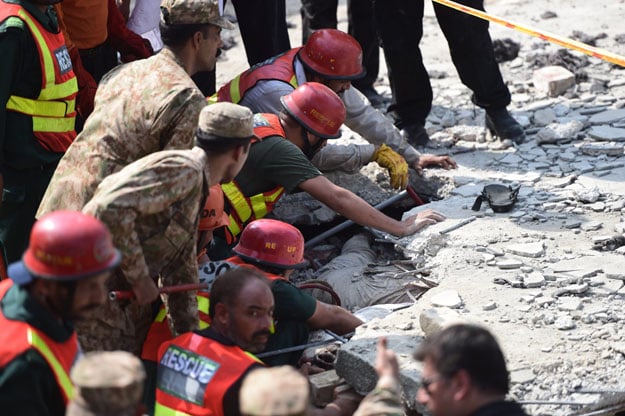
77, 102, 254, 355
36, 0, 235, 218
66, 351, 146, 416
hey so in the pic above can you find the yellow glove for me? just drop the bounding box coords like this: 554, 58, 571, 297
372, 144, 409, 189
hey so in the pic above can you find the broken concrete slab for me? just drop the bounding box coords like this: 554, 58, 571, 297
505, 242, 545, 258
419, 307, 463, 336
588, 109, 625, 125
588, 125, 625, 141
430, 290, 463, 309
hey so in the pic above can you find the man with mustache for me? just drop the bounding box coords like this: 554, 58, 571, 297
0, 211, 121, 415
155, 268, 274, 416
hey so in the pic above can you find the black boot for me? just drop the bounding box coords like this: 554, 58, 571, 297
400, 123, 430, 147
485, 107, 525, 144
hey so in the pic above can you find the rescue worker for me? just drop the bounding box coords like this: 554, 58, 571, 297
36, 0, 235, 218
154, 268, 273, 416
67, 351, 146, 416
140, 219, 361, 403
0, 211, 121, 415
0, 0, 78, 265
214, 28, 456, 189
213, 82, 446, 255
197, 184, 230, 267
77, 102, 254, 356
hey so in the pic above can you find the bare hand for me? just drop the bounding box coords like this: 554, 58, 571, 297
132, 277, 159, 305
414, 154, 457, 174
375, 337, 400, 381
401, 209, 446, 236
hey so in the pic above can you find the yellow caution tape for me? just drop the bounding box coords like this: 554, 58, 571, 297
432, 0, 625, 67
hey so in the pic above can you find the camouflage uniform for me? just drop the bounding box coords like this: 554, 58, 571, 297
353, 384, 404, 416
79, 148, 209, 355
66, 351, 146, 416
36, 46, 206, 217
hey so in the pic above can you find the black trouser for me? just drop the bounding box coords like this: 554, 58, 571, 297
0, 163, 58, 263
300, 0, 379, 91
372, 0, 511, 127
231, 0, 291, 66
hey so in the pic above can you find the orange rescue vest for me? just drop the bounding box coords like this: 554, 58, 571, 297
140, 257, 284, 362
221, 114, 286, 238
0, 280, 78, 404
214, 48, 300, 104
154, 332, 263, 416
0, 2, 78, 152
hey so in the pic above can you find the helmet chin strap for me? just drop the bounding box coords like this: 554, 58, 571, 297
300, 128, 325, 160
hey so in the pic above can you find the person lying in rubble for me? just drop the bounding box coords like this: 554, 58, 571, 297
213, 28, 457, 189
210, 82, 446, 259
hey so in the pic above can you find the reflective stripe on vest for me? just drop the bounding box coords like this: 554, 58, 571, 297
0, 280, 77, 404
141, 292, 211, 362
0, 4, 78, 152
155, 333, 263, 416
221, 114, 286, 238
215, 48, 300, 104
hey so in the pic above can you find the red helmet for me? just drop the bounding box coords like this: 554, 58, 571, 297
199, 185, 230, 231
299, 29, 365, 80
280, 82, 346, 139
17, 211, 121, 282
233, 219, 308, 269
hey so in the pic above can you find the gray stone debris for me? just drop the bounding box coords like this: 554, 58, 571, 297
430, 290, 463, 309
589, 109, 625, 124
588, 125, 625, 141
505, 242, 545, 258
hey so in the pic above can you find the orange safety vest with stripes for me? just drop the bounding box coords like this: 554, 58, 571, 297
0, 2, 78, 153
0, 280, 77, 404
154, 332, 263, 416
140, 256, 284, 362
214, 48, 300, 104
221, 113, 287, 239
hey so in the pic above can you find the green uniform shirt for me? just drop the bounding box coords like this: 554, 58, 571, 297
0, 0, 64, 172
234, 135, 322, 197
0, 283, 75, 416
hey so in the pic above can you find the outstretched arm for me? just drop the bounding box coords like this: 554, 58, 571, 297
299, 175, 445, 237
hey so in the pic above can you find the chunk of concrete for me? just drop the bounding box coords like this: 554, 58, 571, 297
532, 66, 575, 97
588, 125, 625, 142
505, 242, 545, 258
309, 370, 341, 407
430, 290, 463, 309
589, 109, 625, 125
419, 307, 463, 336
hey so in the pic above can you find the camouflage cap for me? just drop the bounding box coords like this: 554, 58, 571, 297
240, 366, 310, 416
196, 102, 254, 143
160, 0, 235, 29
66, 351, 146, 416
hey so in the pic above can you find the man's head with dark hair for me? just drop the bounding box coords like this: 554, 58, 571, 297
414, 324, 510, 416
209, 268, 274, 353
159, 0, 233, 72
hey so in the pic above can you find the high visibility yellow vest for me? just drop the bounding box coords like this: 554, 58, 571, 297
0, 280, 77, 404
1, 2, 78, 152
221, 114, 286, 239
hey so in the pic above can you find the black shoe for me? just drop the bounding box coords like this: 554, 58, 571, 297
401, 123, 430, 147
485, 108, 525, 144
357, 86, 388, 108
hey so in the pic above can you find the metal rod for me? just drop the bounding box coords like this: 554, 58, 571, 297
109, 282, 210, 301
256, 339, 334, 359
439, 216, 476, 234
305, 185, 425, 249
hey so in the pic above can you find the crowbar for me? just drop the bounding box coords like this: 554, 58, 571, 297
304, 185, 426, 249
109, 282, 210, 301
